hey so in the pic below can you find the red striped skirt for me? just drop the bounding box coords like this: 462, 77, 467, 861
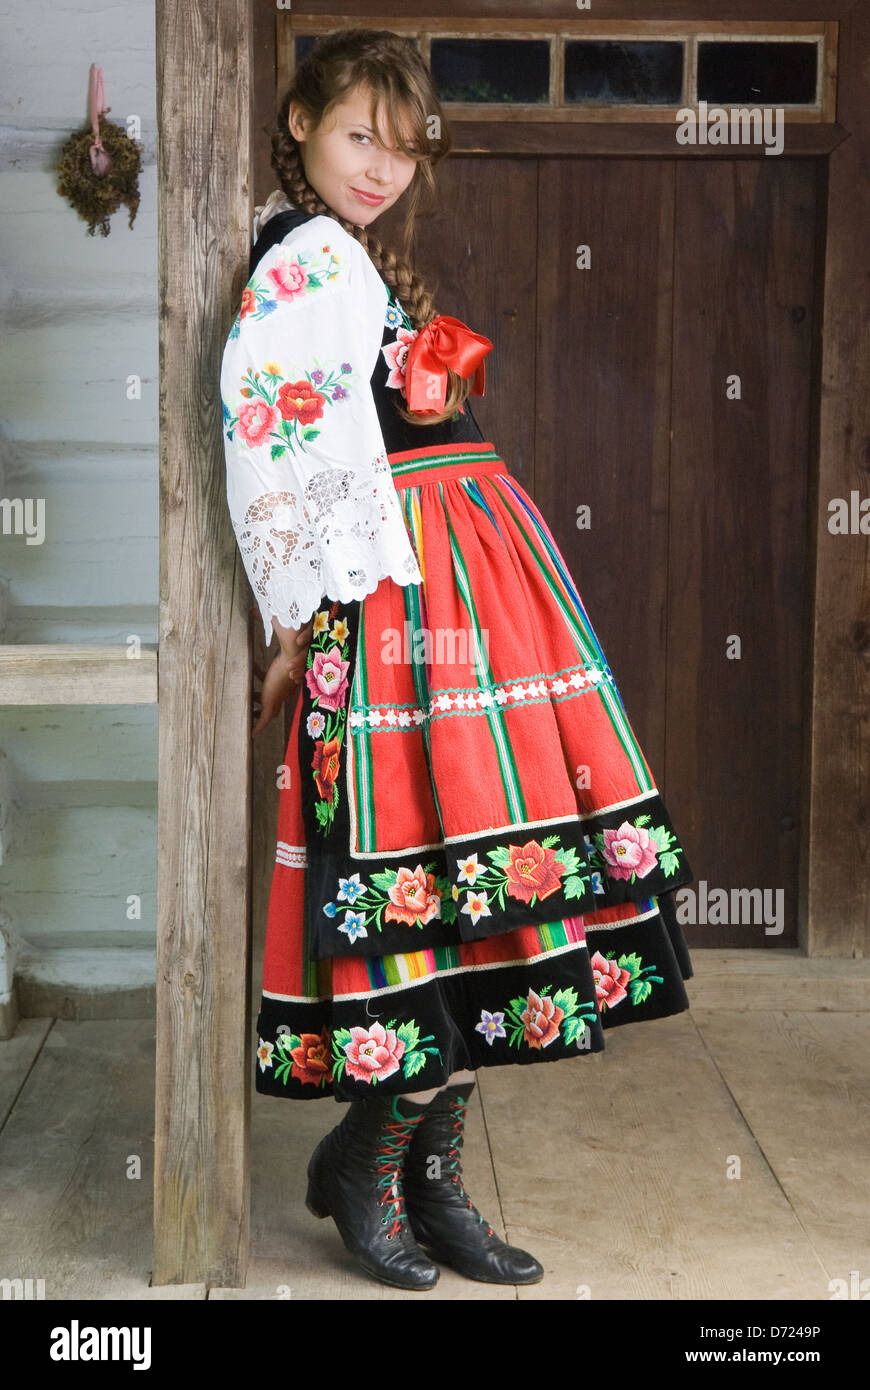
256, 441, 694, 1099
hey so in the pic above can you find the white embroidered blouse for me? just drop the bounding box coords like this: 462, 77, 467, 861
219, 200, 423, 647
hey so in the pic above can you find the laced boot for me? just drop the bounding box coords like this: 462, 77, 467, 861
305, 1092, 440, 1290
403, 1081, 544, 1285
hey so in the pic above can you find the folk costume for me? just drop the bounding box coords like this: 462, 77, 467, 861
220, 191, 695, 1107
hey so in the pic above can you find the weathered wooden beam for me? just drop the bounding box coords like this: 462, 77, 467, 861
0, 645, 157, 704
153, 0, 254, 1285
805, 1, 870, 957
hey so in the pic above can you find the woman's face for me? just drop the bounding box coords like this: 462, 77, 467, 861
288, 86, 419, 227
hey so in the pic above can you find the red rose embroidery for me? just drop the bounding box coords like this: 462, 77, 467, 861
277, 379, 327, 425
312, 737, 341, 802
239, 286, 256, 319
590, 951, 632, 1009
520, 989, 565, 1048
289, 1029, 333, 1085
504, 840, 565, 904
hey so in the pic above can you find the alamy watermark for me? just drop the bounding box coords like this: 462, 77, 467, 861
676, 102, 784, 157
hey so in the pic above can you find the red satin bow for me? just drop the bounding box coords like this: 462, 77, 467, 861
403, 315, 493, 415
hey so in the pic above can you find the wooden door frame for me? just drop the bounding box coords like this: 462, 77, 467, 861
154, 0, 869, 1285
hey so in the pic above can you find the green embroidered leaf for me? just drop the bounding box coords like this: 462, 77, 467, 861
659, 850, 682, 877
508, 995, 527, 1016
382, 1018, 398, 1031
421, 1046, 442, 1058
369, 870, 400, 892
487, 846, 511, 868
332, 1057, 346, 1081
554, 848, 581, 874
331, 1027, 353, 1050
314, 801, 329, 829
396, 1020, 420, 1051
552, 986, 580, 1016
302, 427, 321, 441
274, 1061, 292, 1084
634, 814, 652, 827
617, 953, 643, 979
508, 1024, 526, 1048
630, 978, 652, 1006
563, 873, 590, 901
440, 897, 458, 925
403, 1051, 428, 1079
540, 835, 561, 848
562, 1015, 584, 1046
270, 444, 286, 460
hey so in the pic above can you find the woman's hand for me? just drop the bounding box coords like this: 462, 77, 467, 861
275, 615, 315, 684
251, 655, 298, 737
250, 615, 315, 737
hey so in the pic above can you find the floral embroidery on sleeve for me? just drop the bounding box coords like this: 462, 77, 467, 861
223, 359, 354, 460
230, 244, 342, 331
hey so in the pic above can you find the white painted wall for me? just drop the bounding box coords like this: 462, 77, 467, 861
0, 2, 159, 999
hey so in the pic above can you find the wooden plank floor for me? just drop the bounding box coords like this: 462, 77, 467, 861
0, 1005, 866, 1299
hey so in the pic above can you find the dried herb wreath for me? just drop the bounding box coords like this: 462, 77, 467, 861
56, 115, 143, 237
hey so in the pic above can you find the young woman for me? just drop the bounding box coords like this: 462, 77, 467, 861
220, 28, 695, 1293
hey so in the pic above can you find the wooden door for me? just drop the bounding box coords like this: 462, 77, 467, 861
382, 150, 819, 949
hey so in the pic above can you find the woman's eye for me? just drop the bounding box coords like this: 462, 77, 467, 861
350, 132, 372, 145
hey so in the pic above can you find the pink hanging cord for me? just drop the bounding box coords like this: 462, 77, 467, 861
88, 64, 113, 175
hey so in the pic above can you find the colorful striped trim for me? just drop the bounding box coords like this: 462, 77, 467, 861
388, 440, 500, 472
261, 901, 663, 1005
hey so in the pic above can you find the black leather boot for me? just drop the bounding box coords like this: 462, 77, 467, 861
403, 1081, 544, 1285
305, 1091, 440, 1290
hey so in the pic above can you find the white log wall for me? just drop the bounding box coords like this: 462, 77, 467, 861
0, 2, 159, 1008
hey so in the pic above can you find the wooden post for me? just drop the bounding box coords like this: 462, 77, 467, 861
806, 2, 870, 957
153, 0, 254, 1285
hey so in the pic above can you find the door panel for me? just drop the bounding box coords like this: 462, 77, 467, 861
666, 159, 817, 948
379, 150, 817, 948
